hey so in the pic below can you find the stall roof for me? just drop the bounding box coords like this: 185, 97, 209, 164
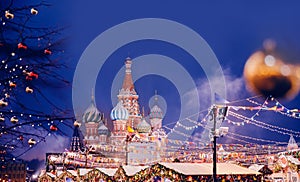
286, 155, 300, 165
248, 164, 264, 172
159, 162, 261, 176
96, 167, 118, 176
122, 165, 149, 176
78, 168, 93, 176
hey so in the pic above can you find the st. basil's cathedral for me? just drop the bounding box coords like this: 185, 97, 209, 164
71, 57, 167, 166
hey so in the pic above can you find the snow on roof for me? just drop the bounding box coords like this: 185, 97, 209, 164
286, 155, 300, 165
56, 170, 63, 177
78, 168, 93, 176
248, 164, 264, 172
159, 162, 261, 175
122, 165, 149, 176
46, 172, 56, 178
96, 168, 118, 176
159, 162, 211, 175
67, 170, 78, 177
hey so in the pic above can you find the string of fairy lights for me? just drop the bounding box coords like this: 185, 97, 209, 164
163, 95, 300, 151
0, 1, 74, 162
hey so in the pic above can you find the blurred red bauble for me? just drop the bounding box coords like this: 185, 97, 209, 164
244, 47, 300, 100
50, 125, 58, 131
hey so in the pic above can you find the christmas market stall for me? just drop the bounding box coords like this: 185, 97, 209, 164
82, 167, 117, 181
248, 164, 273, 180
38, 171, 56, 182
55, 170, 79, 182
273, 150, 300, 181
78, 168, 93, 181
145, 162, 261, 181
114, 165, 149, 181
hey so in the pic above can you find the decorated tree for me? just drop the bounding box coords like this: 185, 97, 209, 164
0, 0, 74, 165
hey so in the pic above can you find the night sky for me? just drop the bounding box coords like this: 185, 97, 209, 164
6, 0, 300, 164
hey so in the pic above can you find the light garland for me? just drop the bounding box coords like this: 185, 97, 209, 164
228, 111, 300, 137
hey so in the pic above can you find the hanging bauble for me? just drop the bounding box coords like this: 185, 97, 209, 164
50, 125, 58, 131
30, 8, 38, 15
27, 71, 38, 79
0, 99, 8, 107
26, 76, 32, 81
244, 40, 300, 100
0, 117, 5, 122
25, 86, 33, 93
10, 116, 18, 124
19, 135, 23, 141
5, 11, 14, 19
9, 81, 16, 88
28, 138, 36, 146
17, 43, 27, 50
74, 120, 81, 127
44, 49, 52, 55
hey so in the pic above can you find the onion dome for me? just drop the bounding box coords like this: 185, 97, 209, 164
82, 99, 102, 123
110, 101, 129, 120
149, 105, 163, 119
98, 121, 110, 136
137, 118, 151, 133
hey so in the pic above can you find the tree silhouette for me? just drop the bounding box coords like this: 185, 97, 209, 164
0, 0, 74, 164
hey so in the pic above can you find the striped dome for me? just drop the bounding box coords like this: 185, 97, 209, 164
110, 101, 129, 120
149, 105, 163, 119
82, 101, 102, 123
137, 118, 151, 133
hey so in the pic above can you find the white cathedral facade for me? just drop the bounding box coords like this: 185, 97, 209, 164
77, 57, 167, 165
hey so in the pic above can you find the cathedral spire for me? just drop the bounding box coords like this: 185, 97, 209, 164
122, 57, 135, 91
91, 88, 95, 105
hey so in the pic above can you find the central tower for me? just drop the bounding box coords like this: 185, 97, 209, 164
117, 57, 141, 129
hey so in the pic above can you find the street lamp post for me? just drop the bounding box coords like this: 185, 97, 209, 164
212, 105, 218, 182
211, 105, 228, 182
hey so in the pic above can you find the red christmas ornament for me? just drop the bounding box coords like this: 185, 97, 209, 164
50, 125, 58, 131
17, 43, 27, 50
44, 49, 52, 55
26, 76, 32, 81
27, 72, 39, 79
9, 81, 16, 88
19, 135, 23, 141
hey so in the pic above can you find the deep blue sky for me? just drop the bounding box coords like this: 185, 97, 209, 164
68, 2, 300, 133
26, 0, 300, 156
